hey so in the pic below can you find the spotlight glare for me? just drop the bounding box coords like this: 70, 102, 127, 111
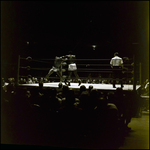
92, 45, 96, 50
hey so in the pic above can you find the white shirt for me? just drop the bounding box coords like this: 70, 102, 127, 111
110, 56, 123, 67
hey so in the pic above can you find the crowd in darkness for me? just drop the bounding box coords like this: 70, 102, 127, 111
6, 75, 135, 85
1, 77, 149, 149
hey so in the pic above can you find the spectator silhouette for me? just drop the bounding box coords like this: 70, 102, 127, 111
78, 85, 87, 98
58, 89, 79, 141
88, 85, 93, 94
48, 88, 61, 112
78, 90, 97, 138
58, 84, 69, 99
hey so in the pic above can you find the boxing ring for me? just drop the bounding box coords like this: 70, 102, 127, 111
19, 82, 140, 91
17, 55, 141, 91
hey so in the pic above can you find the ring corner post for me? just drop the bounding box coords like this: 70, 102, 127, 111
133, 55, 137, 91
139, 62, 142, 85
17, 55, 20, 86
60, 63, 62, 82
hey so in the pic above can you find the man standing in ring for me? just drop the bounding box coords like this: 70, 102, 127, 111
110, 52, 124, 88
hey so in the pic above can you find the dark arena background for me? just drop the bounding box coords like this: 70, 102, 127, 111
1, 1, 149, 150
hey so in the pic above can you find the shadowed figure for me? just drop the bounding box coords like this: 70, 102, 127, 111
46, 56, 64, 81
57, 89, 80, 144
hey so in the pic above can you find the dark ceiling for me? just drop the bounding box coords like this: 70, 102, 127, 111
1, 1, 149, 78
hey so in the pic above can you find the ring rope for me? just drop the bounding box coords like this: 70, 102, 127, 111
20, 57, 134, 69
18, 56, 137, 83
21, 57, 134, 62
20, 57, 55, 64
19, 66, 133, 72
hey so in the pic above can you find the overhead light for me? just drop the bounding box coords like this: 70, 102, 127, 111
92, 45, 96, 48
92, 45, 96, 50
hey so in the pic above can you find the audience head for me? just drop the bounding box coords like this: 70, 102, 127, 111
66, 89, 75, 105
88, 85, 93, 91
89, 89, 98, 105
79, 91, 89, 107
20, 78, 24, 82
62, 85, 69, 94
23, 78, 26, 83
80, 85, 86, 94
114, 52, 119, 56
58, 82, 63, 88
90, 89, 97, 96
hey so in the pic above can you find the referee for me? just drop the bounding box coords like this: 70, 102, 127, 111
110, 52, 124, 88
